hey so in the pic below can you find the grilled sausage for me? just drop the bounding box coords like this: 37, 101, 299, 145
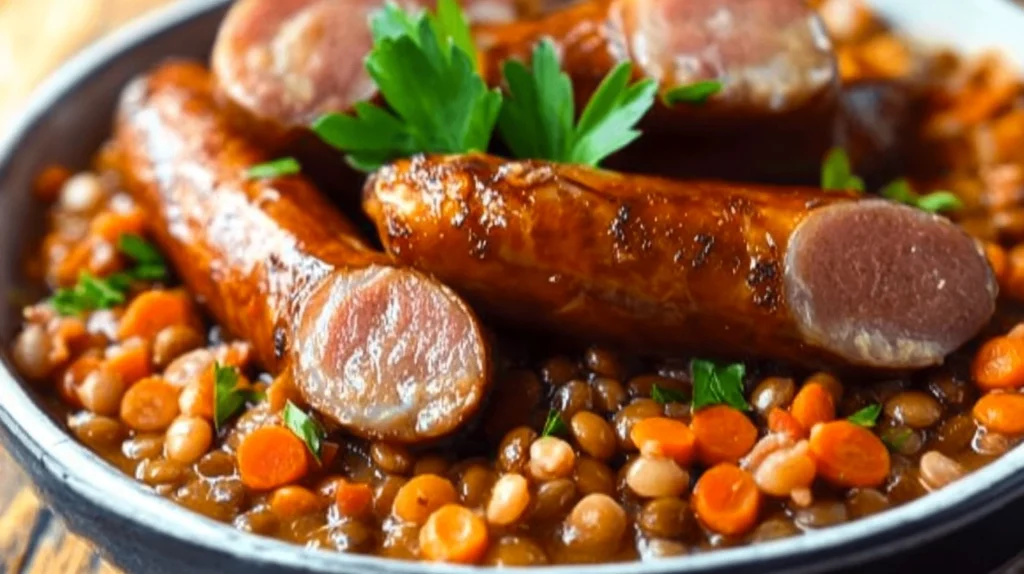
212, 0, 527, 149
364, 154, 997, 369
113, 62, 491, 443
477, 0, 840, 183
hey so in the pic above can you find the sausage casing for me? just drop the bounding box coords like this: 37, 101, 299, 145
114, 62, 490, 443
364, 154, 996, 369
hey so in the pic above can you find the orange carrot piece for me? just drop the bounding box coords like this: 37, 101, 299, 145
692, 463, 761, 536
117, 289, 198, 342
89, 209, 145, 242
267, 373, 303, 413
237, 426, 309, 490
335, 479, 374, 518
119, 376, 180, 432
790, 383, 836, 431
629, 417, 696, 465
419, 504, 489, 564
808, 420, 890, 488
986, 243, 1008, 284
103, 338, 152, 386
690, 405, 758, 465
269, 486, 323, 520
972, 336, 1024, 390
392, 474, 458, 525
318, 441, 340, 469
768, 408, 806, 439
973, 392, 1024, 435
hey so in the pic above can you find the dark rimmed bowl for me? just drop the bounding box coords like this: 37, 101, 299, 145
2, 1, 1024, 573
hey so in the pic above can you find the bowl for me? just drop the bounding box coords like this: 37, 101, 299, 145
2, 1, 1024, 573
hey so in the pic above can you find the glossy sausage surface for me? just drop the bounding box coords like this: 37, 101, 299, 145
114, 62, 491, 443
364, 154, 997, 369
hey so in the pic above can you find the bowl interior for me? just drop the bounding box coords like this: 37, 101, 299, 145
2, 1, 1024, 573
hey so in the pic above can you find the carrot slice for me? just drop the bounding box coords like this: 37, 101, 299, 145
119, 376, 180, 432
267, 373, 303, 413
986, 243, 1008, 284
808, 420, 890, 488
629, 417, 696, 465
790, 383, 836, 430
972, 336, 1024, 390
117, 289, 199, 342
419, 504, 489, 564
392, 474, 458, 525
692, 463, 761, 536
103, 338, 152, 385
89, 209, 145, 242
237, 426, 309, 490
973, 392, 1024, 435
335, 479, 374, 518
691, 405, 758, 465
768, 408, 806, 439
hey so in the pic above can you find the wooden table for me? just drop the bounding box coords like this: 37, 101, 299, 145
0, 1, 174, 571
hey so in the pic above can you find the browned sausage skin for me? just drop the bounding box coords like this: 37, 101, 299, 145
114, 62, 491, 443
364, 154, 997, 369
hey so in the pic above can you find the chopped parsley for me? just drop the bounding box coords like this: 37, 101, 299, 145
246, 157, 301, 179
690, 359, 750, 411
212, 363, 262, 430
283, 400, 327, 461
312, 0, 501, 171
497, 39, 657, 166
882, 427, 914, 451
879, 178, 963, 213
847, 404, 882, 427
820, 147, 865, 192
651, 383, 688, 405
662, 80, 722, 106
541, 409, 567, 437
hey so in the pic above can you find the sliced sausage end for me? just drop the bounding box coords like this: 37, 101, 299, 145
785, 200, 997, 368
293, 265, 491, 443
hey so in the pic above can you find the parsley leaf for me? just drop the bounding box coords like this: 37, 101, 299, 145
691, 359, 750, 411
882, 427, 913, 451
663, 80, 722, 106
51, 272, 127, 316
313, 0, 501, 171
821, 147, 865, 192
880, 178, 963, 213
651, 384, 688, 405
498, 40, 657, 166
541, 409, 567, 437
247, 157, 301, 179
212, 363, 262, 430
118, 233, 167, 282
283, 400, 327, 461
847, 404, 882, 427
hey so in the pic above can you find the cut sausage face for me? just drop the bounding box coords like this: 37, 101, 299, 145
785, 200, 997, 368
294, 266, 491, 442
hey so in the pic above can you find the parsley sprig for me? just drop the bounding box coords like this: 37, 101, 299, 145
651, 384, 688, 405
879, 178, 963, 213
283, 400, 327, 461
313, 0, 500, 171
541, 409, 567, 437
212, 363, 263, 430
821, 148, 865, 192
498, 40, 657, 166
847, 404, 882, 427
51, 233, 168, 316
662, 80, 722, 106
247, 157, 301, 179
691, 359, 750, 411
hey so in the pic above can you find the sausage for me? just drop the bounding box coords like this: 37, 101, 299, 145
113, 62, 491, 443
477, 0, 840, 183
839, 80, 924, 188
363, 153, 997, 369
212, 0, 528, 149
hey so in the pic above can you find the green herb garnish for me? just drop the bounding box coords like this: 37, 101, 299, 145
821, 147, 865, 192
847, 404, 882, 427
498, 40, 657, 166
283, 400, 327, 461
879, 178, 963, 213
882, 427, 913, 451
213, 363, 262, 430
51, 272, 127, 315
651, 384, 688, 405
118, 233, 168, 282
541, 409, 567, 437
662, 80, 722, 106
312, 0, 501, 171
690, 359, 750, 411
246, 157, 301, 179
